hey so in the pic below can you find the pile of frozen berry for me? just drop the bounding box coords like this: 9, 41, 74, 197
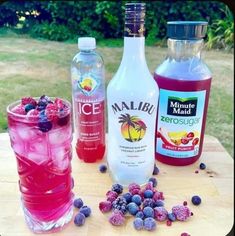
11, 95, 69, 132
73, 198, 92, 226
99, 179, 192, 231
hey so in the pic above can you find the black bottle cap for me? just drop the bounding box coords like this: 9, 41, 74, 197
167, 21, 208, 40
124, 3, 146, 37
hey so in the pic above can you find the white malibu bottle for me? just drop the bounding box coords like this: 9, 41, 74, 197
107, 3, 159, 186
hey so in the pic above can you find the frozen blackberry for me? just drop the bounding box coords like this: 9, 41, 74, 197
111, 183, 123, 194
143, 198, 155, 208
112, 196, 127, 214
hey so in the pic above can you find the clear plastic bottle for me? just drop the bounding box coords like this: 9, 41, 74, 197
71, 37, 105, 162
154, 21, 212, 166
107, 3, 159, 186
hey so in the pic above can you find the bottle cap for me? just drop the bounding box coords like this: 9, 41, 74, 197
167, 21, 208, 40
124, 3, 146, 37
78, 37, 96, 50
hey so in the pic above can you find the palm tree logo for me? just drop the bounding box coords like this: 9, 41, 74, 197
118, 113, 147, 142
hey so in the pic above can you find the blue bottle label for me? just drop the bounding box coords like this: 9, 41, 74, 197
156, 89, 206, 158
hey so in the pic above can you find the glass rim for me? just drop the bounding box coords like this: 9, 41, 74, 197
6, 97, 71, 119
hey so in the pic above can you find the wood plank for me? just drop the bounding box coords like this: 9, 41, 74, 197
0, 133, 233, 236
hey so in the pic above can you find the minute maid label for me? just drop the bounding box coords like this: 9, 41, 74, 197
156, 89, 206, 158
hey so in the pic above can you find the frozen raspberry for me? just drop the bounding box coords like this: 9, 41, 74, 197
111, 183, 123, 194
73, 198, 83, 209
153, 191, 164, 201
12, 104, 26, 115
154, 207, 168, 221
133, 217, 144, 230
143, 198, 155, 208
99, 164, 107, 173
99, 201, 112, 213
74, 212, 85, 226
181, 233, 191, 236
21, 97, 37, 106
106, 190, 118, 203
143, 217, 156, 231
128, 183, 141, 195
80, 206, 91, 217
45, 103, 58, 121
172, 205, 191, 221
54, 98, 64, 109
152, 164, 160, 175
108, 210, 125, 226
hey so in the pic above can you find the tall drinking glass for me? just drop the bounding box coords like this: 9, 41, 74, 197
7, 97, 74, 233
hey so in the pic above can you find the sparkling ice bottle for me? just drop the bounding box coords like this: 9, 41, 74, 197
107, 3, 159, 186
71, 37, 105, 162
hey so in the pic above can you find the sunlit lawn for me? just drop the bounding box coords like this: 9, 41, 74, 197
0, 37, 233, 157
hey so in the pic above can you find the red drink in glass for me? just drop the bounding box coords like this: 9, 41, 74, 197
7, 97, 74, 233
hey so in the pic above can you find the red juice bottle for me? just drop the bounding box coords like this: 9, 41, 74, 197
154, 21, 212, 166
71, 37, 105, 162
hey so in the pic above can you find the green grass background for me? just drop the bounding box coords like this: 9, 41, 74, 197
0, 36, 233, 157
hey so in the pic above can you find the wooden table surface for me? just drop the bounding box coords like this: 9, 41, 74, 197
0, 133, 234, 236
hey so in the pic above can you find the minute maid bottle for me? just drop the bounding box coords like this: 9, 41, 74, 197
154, 21, 212, 166
71, 37, 105, 162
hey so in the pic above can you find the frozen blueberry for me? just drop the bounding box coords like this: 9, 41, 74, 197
143, 217, 156, 231
154, 200, 164, 207
122, 192, 132, 204
131, 194, 142, 206
38, 119, 52, 132
74, 198, 83, 209
135, 211, 145, 220
24, 104, 35, 113
148, 177, 157, 187
143, 207, 154, 218
167, 212, 176, 222
191, 195, 201, 205
111, 183, 123, 194
199, 163, 206, 170
144, 190, 154, 198
152, 164, 160, 175
99, 164, 107, 173
133, 217, 144, 230
127, 202, 139, 215
80, 206, 91, 217
74, 212, 86, 226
